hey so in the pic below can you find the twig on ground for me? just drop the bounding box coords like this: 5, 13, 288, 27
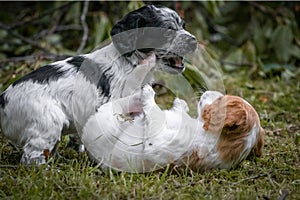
277, 189, 289, 200
76, 0, 90, 55
231, 171, 271, 186
268, 173, 278, 190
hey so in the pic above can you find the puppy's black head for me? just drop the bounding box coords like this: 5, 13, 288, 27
111, 5, 184, 36
110, 5, 197, 73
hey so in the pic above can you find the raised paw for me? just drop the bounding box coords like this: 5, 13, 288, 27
142, 84, 155, 100
172, 98, 189, 112
141, 84, 156, 106
130, 89, 143, 105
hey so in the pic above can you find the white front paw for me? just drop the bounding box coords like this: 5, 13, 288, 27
173, 98, 189, 112
131, 89, 142, 104
142, 84, 155, 99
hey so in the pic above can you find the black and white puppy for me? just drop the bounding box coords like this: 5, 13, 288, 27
0, 5, 197, 165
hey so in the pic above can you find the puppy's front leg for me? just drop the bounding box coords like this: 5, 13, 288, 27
171, 98, 189, 113
141, 84, 156, 109
122, 53, 156, 97
141, 85, 166, 135
112, 53, 157, 113
112, 89, 143, 114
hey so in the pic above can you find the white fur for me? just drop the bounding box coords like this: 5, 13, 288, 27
82, 85, 197, 172
82, 87, 261, 172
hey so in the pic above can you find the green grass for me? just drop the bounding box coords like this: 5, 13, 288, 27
0, 69, 299, 199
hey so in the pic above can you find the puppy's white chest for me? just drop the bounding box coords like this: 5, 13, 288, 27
82, 105, 196, 172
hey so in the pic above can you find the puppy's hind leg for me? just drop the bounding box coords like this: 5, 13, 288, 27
19, 102, 68, 165
21, 131, 60, 165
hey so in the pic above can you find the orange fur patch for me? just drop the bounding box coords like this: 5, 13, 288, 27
43, 149, 50, 162
201, 95, 264, 164
179, 149, 209, 172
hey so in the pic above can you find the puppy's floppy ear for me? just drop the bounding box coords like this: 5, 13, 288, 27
221, 97, 250, 135
110, 5, 156, 56
110, 14, 140, 56
202, 96, 248, 134
205, 96, 252, 135
110, 6, 151, 36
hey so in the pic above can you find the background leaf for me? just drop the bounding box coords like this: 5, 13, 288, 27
270, 25, 294, 63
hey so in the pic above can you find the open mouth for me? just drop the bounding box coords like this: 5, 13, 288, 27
167, 56, 184, 70
161, 55, 185, 73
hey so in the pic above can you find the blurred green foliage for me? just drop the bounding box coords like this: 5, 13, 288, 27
183, 1, 300, 76
0, 1, 299, 78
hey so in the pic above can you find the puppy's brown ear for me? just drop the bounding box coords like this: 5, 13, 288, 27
202, 96, 248, 135
201, 96, 227, 133
252, 127, 265, 157
222, 96, 253, 136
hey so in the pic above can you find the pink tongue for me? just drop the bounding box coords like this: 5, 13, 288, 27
173, 57, 183, 68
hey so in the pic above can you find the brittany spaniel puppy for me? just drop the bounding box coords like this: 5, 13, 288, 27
0, 5, 197, 165
82, 84, 264, 172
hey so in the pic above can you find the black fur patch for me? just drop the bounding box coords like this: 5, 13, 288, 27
110, 5, 178, 36
67, 56, 85, 71
97, 69, 112, 97
12, 64, 66, 86
110, 5, 186, 56
0, 92, 7, 108
75, 57, 112, 98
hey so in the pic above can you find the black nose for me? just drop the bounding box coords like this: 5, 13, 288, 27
178, 33, 198, 54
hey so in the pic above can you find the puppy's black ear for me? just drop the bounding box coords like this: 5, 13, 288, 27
110, 5, 154, 36
110, 6, 151, 56
110, 14, 140, 56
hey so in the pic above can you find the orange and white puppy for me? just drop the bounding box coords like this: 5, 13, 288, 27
82, 86, 264, 173
187, 91, 264, 171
